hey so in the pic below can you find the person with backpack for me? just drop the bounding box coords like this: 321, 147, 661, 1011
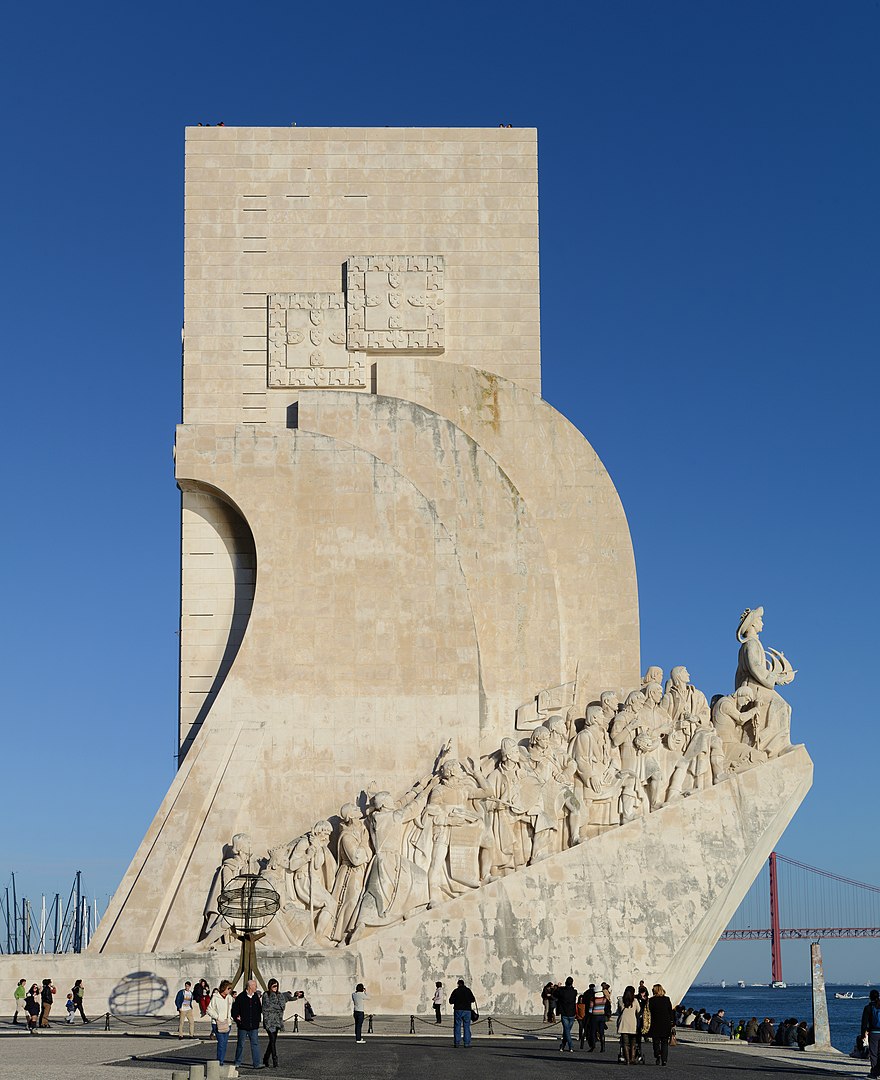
71, 979, 89, 1024
863, 990, 880, 1078
589, 981, 611, 1052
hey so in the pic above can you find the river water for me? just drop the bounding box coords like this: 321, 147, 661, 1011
680, 984, 870, 1053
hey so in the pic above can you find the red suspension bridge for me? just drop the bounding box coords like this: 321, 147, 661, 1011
720, 852, 880, 983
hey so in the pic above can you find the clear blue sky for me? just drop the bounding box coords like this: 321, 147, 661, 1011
2, 0, 877, 984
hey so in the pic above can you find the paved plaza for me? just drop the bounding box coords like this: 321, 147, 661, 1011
0, 1024, 871, 1080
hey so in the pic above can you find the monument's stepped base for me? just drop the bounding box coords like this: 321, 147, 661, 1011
1, 747, 810, 1015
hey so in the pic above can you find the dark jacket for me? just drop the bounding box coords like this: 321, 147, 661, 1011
648, 994, 674, 1039
233, 990, 262, 1030
862, 1001, 880, 1034
41, 984, 54, 1005
262, 990, 294, 1033
449, 985, 476, 1010
555, 984, 578, 1018
708, 1012, 728, 1035
757, 1020, 774, 1043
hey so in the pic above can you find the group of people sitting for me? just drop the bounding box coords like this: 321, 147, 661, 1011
678, 1007, 814, 1048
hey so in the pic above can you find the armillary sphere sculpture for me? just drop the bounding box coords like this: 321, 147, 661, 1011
218, 873, 280, 990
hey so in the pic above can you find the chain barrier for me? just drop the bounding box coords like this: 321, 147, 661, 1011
294, 1012, 564, 1037
407, 1012, 497, 1035
301, 1014, 354, 1031
488, 1017, 560, 1034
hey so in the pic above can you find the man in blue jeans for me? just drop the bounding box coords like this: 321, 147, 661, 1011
232, 979, 263, 1070
449, 978, 476, 1047
555, 976, 578, 1052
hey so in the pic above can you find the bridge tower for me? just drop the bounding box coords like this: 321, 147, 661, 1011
769, 850, 783, 984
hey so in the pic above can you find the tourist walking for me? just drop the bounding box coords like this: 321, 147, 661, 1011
71, 979, 89, 1024
577, 987, 591, 1048
862, 991, 880, 1080
12, 979, 26, 1025
648, 983, 674, 1065
24, 984, 40, 1033
555, 976, 578, 1052
617, 985, 640, 1065
39, 979, 56, 1027
206, 980, 234, 1066
449, 978, 476, 1048
65, 994, 76, 1022
262, 978, 297, 1065
232, 979, 263, 1070
589, 981, 611, 1051
352, 982, 368, 1043
432, 981, 443, 1023
175, 980, 195, 1037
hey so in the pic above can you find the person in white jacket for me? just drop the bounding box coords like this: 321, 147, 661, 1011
206, 980, 234, 1065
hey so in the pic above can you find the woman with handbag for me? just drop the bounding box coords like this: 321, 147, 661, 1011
206, 980, 234, 1065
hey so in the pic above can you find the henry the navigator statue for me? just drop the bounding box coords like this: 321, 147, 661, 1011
735, 606, 796, 757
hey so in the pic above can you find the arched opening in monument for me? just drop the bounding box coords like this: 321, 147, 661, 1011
177, 481, 256, 764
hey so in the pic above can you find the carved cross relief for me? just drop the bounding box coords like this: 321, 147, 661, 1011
267, 292, 365, 389
346, 255, 445, 352
267, 255, 445, 390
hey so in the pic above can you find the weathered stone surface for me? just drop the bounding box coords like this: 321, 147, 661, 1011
74, 127, 810, 1013
5, 746, 810, 1014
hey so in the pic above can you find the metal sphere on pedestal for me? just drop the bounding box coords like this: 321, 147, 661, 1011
218, 873, 280, 935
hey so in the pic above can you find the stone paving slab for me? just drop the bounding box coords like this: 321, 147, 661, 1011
0, 1020, 870, 1080
112, 1037, 873, 1079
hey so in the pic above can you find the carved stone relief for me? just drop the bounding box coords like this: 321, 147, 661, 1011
266, 256, 445, 389
267, 292, 366, 388
198, 607, 796, 951
346, 255, 445, 352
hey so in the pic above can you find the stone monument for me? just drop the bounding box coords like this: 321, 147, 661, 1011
78, 127, 811, 1013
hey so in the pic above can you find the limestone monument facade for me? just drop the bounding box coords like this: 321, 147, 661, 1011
71, 127, 810, 1015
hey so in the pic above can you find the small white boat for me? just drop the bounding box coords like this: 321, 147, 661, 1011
771, 981, 787, 989
720, 980, 726, 988
738, 980, 746, 989
834, 991, 854, 1000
